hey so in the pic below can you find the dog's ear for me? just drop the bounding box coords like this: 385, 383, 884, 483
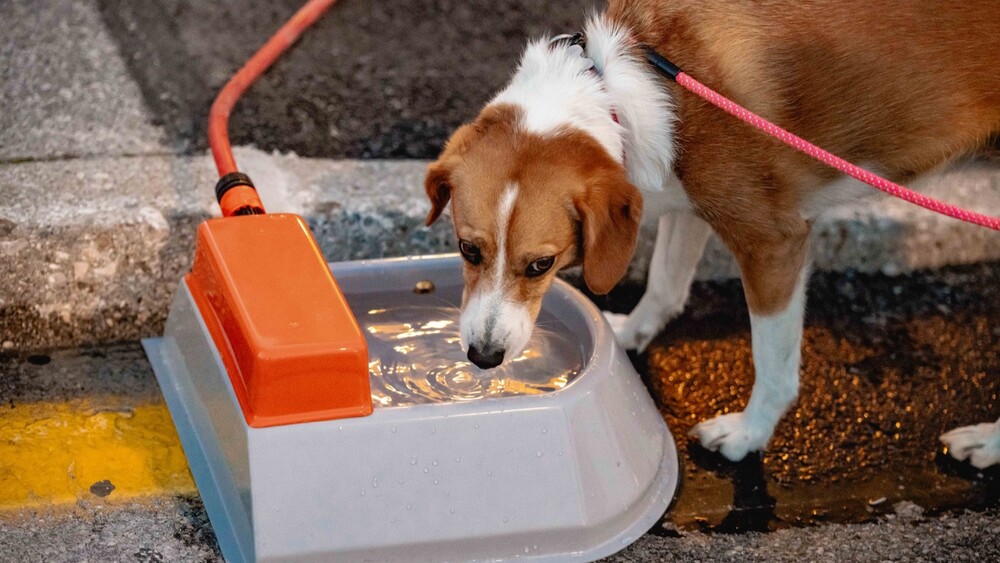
424, 161, 452, 226
575, 172, 643, 295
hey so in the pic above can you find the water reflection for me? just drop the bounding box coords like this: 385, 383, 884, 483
360, 306, 583, 407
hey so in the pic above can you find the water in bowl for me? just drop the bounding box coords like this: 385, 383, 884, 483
355, 300, 585, 407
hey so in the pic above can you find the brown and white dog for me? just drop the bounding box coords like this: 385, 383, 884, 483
423, 1, 1000, 467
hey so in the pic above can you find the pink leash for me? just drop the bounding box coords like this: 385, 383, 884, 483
645, 49, 1000, 231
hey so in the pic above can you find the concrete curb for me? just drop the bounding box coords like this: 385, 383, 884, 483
2, 147, 999, 349
1, 0, 166, 162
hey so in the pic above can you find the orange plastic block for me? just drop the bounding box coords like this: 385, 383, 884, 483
186, 214, 372, 427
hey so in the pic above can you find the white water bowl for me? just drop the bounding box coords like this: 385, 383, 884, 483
143, 254, 679, 562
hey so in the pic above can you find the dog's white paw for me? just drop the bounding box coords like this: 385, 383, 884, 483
690, 413, 770, 461
602, 300, 679, 352
603, 311, 655, 351
603, 311, 629, 338
941, 421, 1000, 469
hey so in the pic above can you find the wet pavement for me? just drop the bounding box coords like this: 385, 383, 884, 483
2, 263, 996, 543
4, 495, 998, 562
595, 261, 1000, 532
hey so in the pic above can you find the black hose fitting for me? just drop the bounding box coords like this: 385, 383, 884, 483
214, 172, 256, 203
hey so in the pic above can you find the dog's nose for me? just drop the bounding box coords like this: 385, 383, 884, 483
467, 344, 505, 369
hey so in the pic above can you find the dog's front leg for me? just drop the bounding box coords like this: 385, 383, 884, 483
691, 230, 810, 461
604, 211, 713, 351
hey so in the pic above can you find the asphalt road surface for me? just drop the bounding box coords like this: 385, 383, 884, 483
98, 0, 600, 158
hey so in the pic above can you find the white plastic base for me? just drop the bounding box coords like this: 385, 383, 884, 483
143, 254, 679, 562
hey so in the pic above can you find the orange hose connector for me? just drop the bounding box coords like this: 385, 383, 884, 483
207, 0, 339, 215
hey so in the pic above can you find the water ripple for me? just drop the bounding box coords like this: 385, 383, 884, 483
362, 306, 582, 407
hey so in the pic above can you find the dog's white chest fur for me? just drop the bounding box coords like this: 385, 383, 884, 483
491, 16, 678, 195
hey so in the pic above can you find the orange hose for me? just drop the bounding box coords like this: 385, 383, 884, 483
208, 0, 339, 183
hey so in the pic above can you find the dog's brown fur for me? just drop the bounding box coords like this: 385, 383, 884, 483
428, 0, 999, 325
426, 103, 642, 314
424, 0, 1000, 462
607, 0, 1000, 312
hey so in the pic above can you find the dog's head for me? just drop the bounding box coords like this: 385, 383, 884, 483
425, 102, 642, 369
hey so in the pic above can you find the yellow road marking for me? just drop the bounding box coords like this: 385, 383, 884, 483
0, 400, 195, 510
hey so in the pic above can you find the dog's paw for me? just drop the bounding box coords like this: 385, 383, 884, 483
941, 421, 1000, 469
690, 413, 769, 462
603, 311, 629, 338
603, 311, 654, 351
602, 300, 678, 352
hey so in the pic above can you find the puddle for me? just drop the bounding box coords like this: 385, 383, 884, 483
595, 262, 1000, 531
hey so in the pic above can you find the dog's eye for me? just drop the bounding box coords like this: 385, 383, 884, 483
525, 256, 555, 278
459, 239, 482, 265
